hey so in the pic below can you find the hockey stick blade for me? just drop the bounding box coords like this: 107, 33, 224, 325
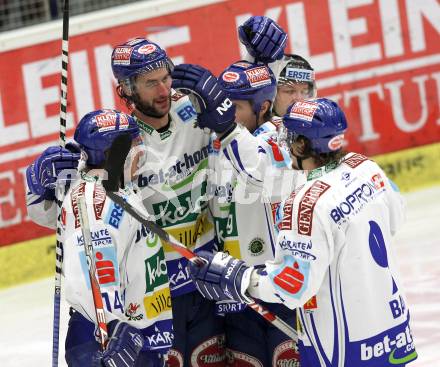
102, 134, 132, 192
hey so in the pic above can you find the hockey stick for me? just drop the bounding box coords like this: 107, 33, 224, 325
77, 196, 109, 350
102, 137, 298, 340
105, 190, 297, 340
53, 1, 70, 366
59, 0, 69, 148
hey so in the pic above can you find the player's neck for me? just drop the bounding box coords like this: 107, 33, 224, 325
133, 109, 169, 130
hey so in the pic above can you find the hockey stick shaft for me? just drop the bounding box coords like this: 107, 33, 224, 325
106, 191, 298, 340
53, 2, 69, 366
77, 196, 109, 350
59, 0, 69, 148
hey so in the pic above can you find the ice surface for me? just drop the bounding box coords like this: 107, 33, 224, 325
1, 186, 439, 366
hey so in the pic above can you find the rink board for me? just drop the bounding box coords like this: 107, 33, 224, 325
0, 235, 56, 289
1, 142, 439, 289
374, 142, 440, 193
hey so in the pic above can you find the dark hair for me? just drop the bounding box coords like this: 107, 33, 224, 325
296, 135, 346, 167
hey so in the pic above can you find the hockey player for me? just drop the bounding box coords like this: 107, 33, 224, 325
272, 54, 317, 117
26, 17, 290, 365
209, 61, 300, 365
237, 15, 315, 118
25, 39, 225, 366
60, 109, 173, 366
186, 98, 418, 367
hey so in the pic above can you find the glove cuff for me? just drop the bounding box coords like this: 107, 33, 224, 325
240, 266, 255, 304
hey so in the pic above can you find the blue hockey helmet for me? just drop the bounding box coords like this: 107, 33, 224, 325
282, 98, 347, 154
74, 109, 140, 166
111, 38, 173, 82
218, 61, 277, 116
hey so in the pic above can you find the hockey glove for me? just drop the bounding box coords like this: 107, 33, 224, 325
238, 16, 287, 64
188, 251, 254, 304
171, 64, 236, 134
101, 319, 144, 367
26, 143, 80, 200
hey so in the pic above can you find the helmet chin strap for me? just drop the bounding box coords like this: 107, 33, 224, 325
291, 148, 311, 170
297, 156, 304, 170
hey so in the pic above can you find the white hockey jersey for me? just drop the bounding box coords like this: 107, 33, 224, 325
61, 173, 173, 352
209, 118, 293, 265
134, 90, 215, 296
247, 153, 417, 367
27, 90, 216, 297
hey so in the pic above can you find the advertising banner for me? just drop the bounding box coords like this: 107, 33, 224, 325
0, 0, 439, 246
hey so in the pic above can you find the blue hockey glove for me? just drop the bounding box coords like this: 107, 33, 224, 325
101, 320, 144, 367
188, 251, 254, 304
238, 16, 287, 64
171, 64, 236, 133
26, 143, 80, 200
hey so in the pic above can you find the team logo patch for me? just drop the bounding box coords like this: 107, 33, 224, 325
248, 237, 265, 256
138, 44, 157, 54
95, 111, 127, 132
245, 66, 272, 87
112, 46, 133, 65
190, 334, 226, 366
289, 101, 319, 122
343, 153, 368, 168
328, 134, 344, 151
272, 340, 301, 367
297, 180, 330, 236
226, 349, 263, 366
222, 71, 240, 83
125, 302, 143, 321
166, 349, 184, 366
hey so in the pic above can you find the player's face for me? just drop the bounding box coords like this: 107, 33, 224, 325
274, 83, 311, 116
233, 99, 258, 132
132, 68, 172, 118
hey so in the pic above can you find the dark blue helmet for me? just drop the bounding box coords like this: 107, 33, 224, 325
74, 109, 139, 166
218, 61, 277, 116
283, 98, 347, 153
111, 38, 173, 81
